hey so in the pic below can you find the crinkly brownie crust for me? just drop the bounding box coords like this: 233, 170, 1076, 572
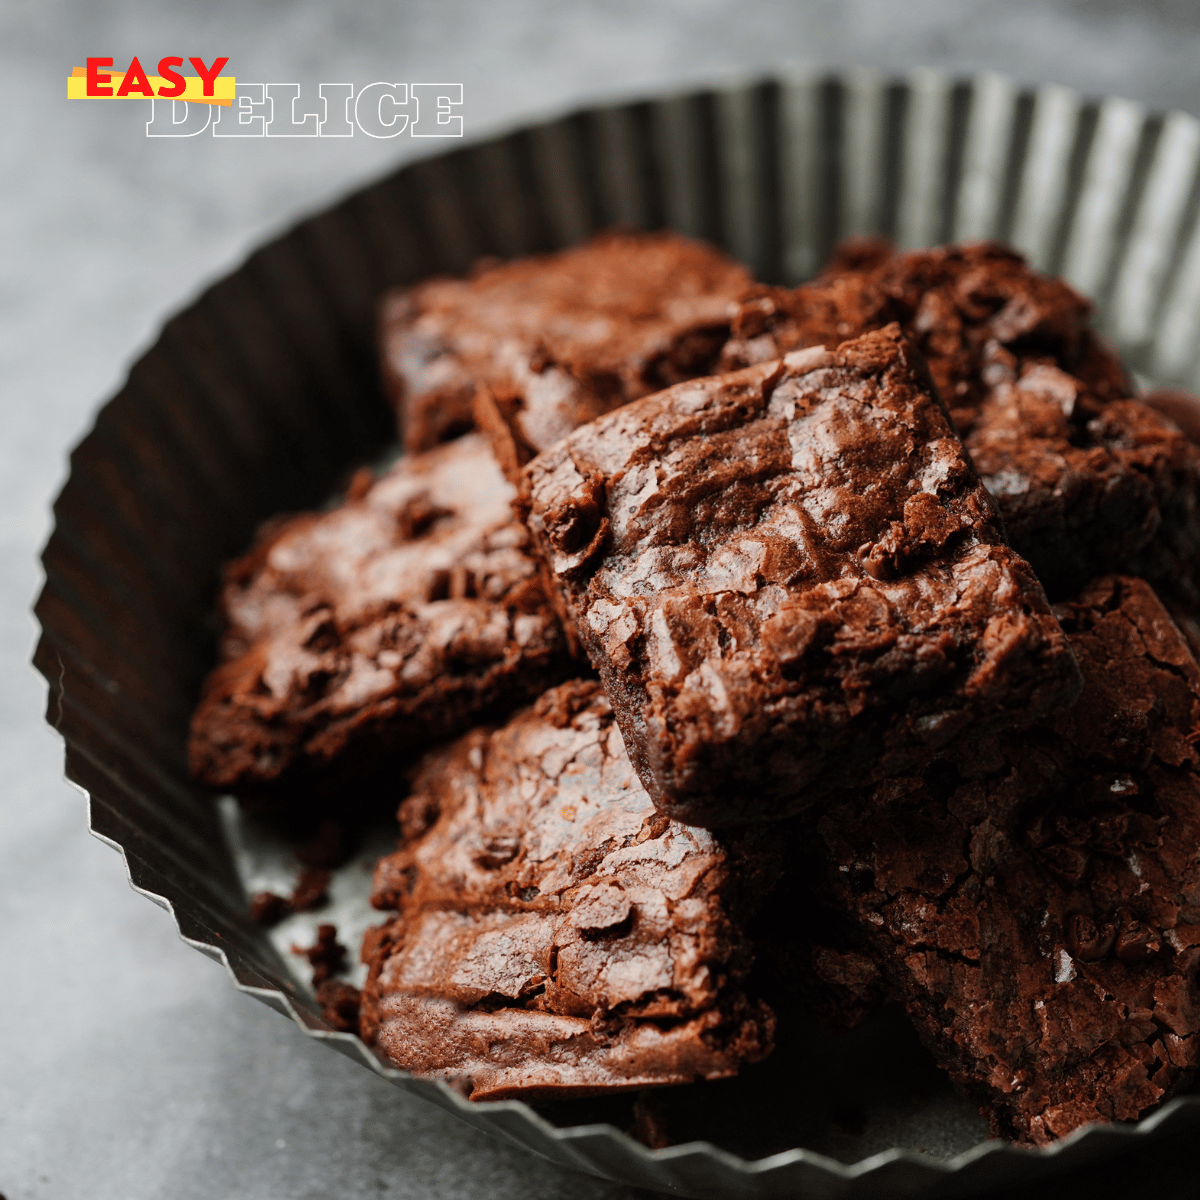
188, 434, 575, 805
360, 680, 776, 1100
721, 241, 1130, 434
815, 576, 1200, 1144
966, 366, 1200, 602
379, 229, 752, 461
521, 325, 1081, 826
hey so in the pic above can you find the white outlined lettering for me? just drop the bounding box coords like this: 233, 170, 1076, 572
142, 83, 463, 138
411, 83, 464, 137
318, 83, 354, 137
146, 98, 213, 137
265, 83, 319, 136
212, 82, 269, 136
353, 82, 409, 138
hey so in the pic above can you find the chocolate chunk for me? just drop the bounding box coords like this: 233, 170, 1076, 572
378, 229, 751, 462
359, 680, 778, 1101
813, 576, 1200, 1145
808, 947, 887, 1029
628, 1091, 672, 1149
522, 325, 1081, 825
188, 434, 576, 807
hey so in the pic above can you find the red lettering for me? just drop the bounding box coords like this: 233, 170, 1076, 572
86, 57, 113, 97
156, 56, 186, 98
188, 56, 229, 97
116, 56, 155, 98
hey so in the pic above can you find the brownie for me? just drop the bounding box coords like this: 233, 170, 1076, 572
721, 242, 1200, 604
965, 368, 1200, 602
188, 433, 575, 805
720, 241, 1130, 434
814, 576, 1200, 1144
359, 680, 777, 1100
378, 229, 752, 464
521, 325, 1081, 826
870, 242, 1132, 430
718, 269, 896, 380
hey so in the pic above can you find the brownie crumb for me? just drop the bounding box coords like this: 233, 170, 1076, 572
315, 980, 361, 1032
289, 866, 331, 913
293, 923, 348, 986
810, 946, 887, 1030
249, 891, 291, 927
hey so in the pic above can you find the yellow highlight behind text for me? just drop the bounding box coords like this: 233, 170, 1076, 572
68, 68, 235, 106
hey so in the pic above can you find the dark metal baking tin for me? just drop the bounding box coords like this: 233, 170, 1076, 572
34, 70, 1200, 1197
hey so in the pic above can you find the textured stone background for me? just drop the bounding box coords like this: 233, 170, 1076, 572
6, 3, 1200, 1197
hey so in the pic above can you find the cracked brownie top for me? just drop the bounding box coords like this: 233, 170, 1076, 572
188, 433, 574, 806
816, 575, 1200, 1144
379, 229, 753, 462
522, 325, 1081, 825
360, 679, 777, 1099
720, 240, 1130, 434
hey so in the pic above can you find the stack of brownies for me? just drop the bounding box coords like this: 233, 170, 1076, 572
189, 230, 1200, 1146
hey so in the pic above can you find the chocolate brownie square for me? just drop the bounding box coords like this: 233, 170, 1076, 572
188, 433, 575, 806
718, 269, 895, 377
965, 368, 1200, 602
359, 680, 777, 1100
815, 576, 1200, 1144
720, 241, 1130, 434
378, 229, 752, 464
870, 242, 1131, 430
521, 325, 1081, 826
721, 242, 1200, 604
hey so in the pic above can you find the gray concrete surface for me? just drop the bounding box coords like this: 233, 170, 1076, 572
7, 3, 1200, 1198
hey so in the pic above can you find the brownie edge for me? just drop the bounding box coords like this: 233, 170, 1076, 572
815, 576, 1200, 1144
521, 325, 1082, 826
188, 434, 575, 809
360, 680, 777, 1100
380, 229, 752, 460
